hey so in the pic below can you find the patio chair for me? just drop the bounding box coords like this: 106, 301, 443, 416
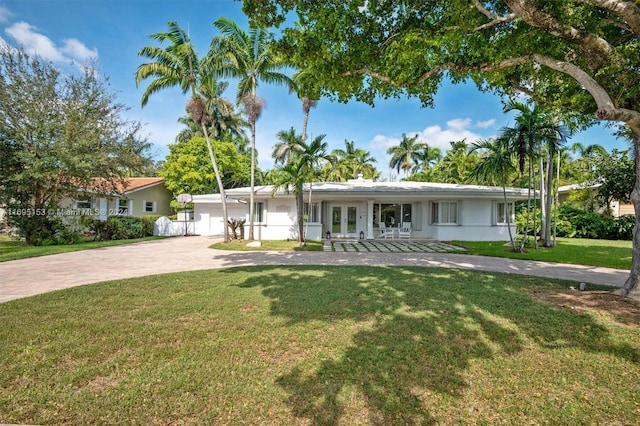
398, 222, 412, 239
378, 222, 394, 239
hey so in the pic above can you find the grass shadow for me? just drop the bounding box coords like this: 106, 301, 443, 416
229, 265, 637, 424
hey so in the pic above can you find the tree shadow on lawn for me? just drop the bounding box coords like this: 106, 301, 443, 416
227, 265, 638, 425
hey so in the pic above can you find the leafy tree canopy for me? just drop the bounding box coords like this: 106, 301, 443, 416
160, 136, 252, 201
0, 45, 151, 245
244, 0, 640, 130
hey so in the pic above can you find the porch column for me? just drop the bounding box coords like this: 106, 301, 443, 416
367, 199, 374, 239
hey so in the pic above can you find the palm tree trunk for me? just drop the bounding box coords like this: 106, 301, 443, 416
296, 187, 304, 244
201, 124, 229, 242
248, 120, 256, 241
302, 109, 309, 142
502, 185, 516, 251
539, 154, 546, 245
543, 149, 554, 247
520, 160, 533, 252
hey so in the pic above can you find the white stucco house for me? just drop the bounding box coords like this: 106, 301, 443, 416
192, 179, 530, 241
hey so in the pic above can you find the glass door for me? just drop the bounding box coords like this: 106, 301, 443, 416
330, 205, 358, 237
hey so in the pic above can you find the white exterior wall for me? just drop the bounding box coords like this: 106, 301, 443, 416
428, 199, 516, 241
193, 191, 521, 242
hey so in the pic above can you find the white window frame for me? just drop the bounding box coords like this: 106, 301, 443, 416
496, 201, 515, 225
143, 200, 156, 213
254, 201, 265, 223
117, 198, 131, 216
303, 202, 319, 223
431, 201, 458, 225
75, 198, 93, 210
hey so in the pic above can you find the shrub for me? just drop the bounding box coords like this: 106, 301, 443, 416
89, 216, 155, 241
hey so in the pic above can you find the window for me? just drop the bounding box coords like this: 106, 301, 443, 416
144, 201, 156, 213
496, 202, 514, 224
254, 202, 264, 223
75, 198, 92, 209
118, 199, 130, 215
432, 201, 458, 224
304, 202, 319, 222
373, 203, 412, 227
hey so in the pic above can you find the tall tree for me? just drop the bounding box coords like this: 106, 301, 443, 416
387, 133, 426, 177
500, 101, 569, 247
161, 136, 251, 210
437, 140, 478, 184
470, 138, 518, 250
325, 140, 379, 181
210, 17, 294, 240
0, 46, 150, 245
412, 145, 443, 173
135, 21, 231, 241
244, 0, 640, 297
271, 130, 328, 243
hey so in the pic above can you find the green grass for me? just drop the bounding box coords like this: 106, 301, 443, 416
0, 236, 164, 262
1, 266, 638, 425
211, 239, 323, 251
455, 237, 632, 270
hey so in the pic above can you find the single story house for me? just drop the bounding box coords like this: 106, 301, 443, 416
192, 178, 530, 241
64, 177, 174, 220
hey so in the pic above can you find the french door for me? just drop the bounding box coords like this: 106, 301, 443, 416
331, 205, 358, 238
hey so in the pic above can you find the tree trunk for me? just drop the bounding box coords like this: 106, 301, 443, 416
539, 154, 546, 244
201, 124, 229, 242
296, 187, 304, 244
543, 149, 554, 247
248, 120, 256, 241
502, 185, 516, 251
618, 127, 640, 298
520, 162, 533, 252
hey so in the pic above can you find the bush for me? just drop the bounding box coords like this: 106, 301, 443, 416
552, 205, 633, 240
87, 216, 156, 241
605, 215, 635, 240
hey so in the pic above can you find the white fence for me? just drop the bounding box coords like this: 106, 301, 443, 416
154, 216, 194, 237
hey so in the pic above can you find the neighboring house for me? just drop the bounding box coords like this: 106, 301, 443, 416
192, 178, 530, 241
63, 177, 174, 220
557, 184, 635, 217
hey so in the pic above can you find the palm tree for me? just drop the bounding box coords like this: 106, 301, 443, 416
470, 138, 518, 250
500, 100, 568, 249
136, 21, 231, 241
412, 145, 443, 174
387, 133, 426, 177
271, 130, 328, 244
175, 79, 247, 144
210, 17, 295, 241
272, 127, 302, 165
327, 140, 378, 181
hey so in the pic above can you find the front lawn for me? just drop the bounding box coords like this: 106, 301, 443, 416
455, 238, 632, 270
1, 266, 638, 425
0, 236, 164, 262
210, 239, 323, 251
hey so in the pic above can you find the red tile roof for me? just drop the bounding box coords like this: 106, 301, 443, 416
85, 177, 165, 194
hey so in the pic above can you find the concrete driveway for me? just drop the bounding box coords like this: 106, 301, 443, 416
0, 236, 629, 303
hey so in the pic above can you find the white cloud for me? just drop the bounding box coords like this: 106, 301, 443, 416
61, 38, 98, 61
370, 117, 496, 154
0, 6, 14, 23
4, 21, 97, 64
476, 118, 496, 129
5, 22, 65, 61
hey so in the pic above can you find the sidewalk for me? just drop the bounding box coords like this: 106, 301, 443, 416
0, 236, 629, 303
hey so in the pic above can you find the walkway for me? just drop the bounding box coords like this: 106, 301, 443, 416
327, 239, 467, 253
0, 236, 629, 303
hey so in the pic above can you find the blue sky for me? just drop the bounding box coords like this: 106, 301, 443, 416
0, 0, 627, 179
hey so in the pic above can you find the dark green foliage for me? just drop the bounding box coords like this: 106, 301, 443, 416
86, 216, 156, 241
552, 205, 633, 240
